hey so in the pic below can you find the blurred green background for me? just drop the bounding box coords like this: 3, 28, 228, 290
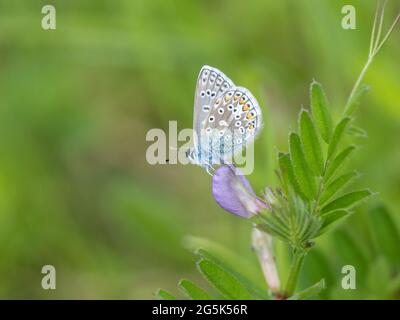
0, 0, 399, 299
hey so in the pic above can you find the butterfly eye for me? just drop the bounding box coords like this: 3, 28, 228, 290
209, 116, 215, 122
218, 108, 224, 114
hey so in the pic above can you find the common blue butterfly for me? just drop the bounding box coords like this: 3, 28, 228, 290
186, 65, 263, 174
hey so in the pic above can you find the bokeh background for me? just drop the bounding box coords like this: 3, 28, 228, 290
0, 0, 399, 299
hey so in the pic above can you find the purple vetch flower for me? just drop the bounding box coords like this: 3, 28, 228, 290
212, 165, 269, 218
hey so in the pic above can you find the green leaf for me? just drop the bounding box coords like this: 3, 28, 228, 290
300, 250, 334, 299
344, 83, 370, 116
197, 259, 253, 300
289, 279, 325, 300
310, 81, 333, 143
334, 229, 368, 279
196, 248, 269, 299
184, 237, 268, 299
347, 125, 368, 138
327, 117, 351, 160
325, 145, 357, 182
155, 289, 177, 300
278, 152, 306, 199
320, 171, 359, 205
369, 205, 400, 265
289, 132, 316, 199
321, 190, 372, 214
178, 279, 213, 300
318, 209, 352, 235
366, 256, 392, 298
299, 110, 324, 176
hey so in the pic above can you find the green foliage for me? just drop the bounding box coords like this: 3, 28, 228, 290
299, 110, 324, 176
257, 81, 373, 251
159, 242, 270, 300
289, 132, 317, 199
197, 259, 253, 300
254, 193, 321, 249
369, 205, 400, 265
310, 81, 333, 143
155, 289, 176, 300
178, 279, 212, 300
289, 279, 325, 300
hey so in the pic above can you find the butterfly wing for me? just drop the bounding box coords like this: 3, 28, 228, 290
199, 86, 263, 164
193, 66, 234, 148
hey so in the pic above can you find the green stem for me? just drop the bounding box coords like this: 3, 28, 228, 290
344, 56, 373, 116
283, 251, 306, 298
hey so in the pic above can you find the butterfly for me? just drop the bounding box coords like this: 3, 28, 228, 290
186, 65, 263, 175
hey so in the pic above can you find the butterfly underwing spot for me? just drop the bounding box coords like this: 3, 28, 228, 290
243, 103, 251, 111
235, 121, 241, 127
219, 120, 228, 126
218, 108, 224, 114
202, 105, 210, 112
211, 91, 216, 98
206, 89, 211, 96
202, 70, 210, 84
200, 90, 206, 97
235, 114, 241, 120
239, 95, 248, 104
209, 116, 215, 122
209, 72, 217, 84
246, 111, 256, 120
234, 92, 242, 101
227, 104, 234, 111
224, 91, 234, 102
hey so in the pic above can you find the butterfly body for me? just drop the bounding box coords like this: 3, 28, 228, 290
188, 65, 263, 174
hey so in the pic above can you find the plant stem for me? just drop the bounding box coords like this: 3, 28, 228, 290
344, 57, 373, 116
283, 251, 306, 298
